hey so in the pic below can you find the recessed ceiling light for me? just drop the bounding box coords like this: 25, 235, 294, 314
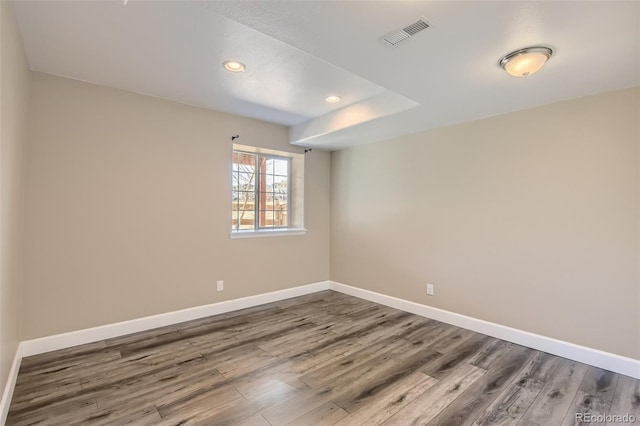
223, 60, 245, 73
325, 95, 341, 103
499, 46, 553, 78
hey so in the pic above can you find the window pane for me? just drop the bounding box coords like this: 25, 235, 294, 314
237, 164, 256, 174
265, 174, 274, 188
236, 173, 255, 191
260, 192, 274, 203
264, 158, 274, 175
276, 193, 287, 227
273, 175, 287, 193
258, 210, 269, 228
233, 152, 256, 167
238, 209, 255, 229
233, 151, 291, 232
260, 210, 274, 228
236, 191, 254, 202
259, 206, 287, 228
232, 152, 256, 231
273, 159, 288, 176
262, 157, 289, 176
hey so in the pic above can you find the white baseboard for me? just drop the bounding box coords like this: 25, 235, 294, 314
328, 281, 640, 379
0, 342, 23, 425
2, 279, 638, 423
13, 278, 640, 387
21, 281, 331, 357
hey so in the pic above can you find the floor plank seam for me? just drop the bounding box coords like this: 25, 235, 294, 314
6, 291, 640, 426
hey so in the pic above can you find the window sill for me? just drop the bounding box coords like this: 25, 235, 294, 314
229, 228, 307, 239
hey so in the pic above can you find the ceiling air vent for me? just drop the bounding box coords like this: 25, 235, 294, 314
382, 18, 430, 47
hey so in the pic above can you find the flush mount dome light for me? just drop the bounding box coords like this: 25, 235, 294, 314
325, 95, 341, 103
499, 46, 553, 77
223, 60, 245, 73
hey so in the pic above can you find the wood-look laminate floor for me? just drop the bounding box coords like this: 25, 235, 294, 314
7, 291, 640, 426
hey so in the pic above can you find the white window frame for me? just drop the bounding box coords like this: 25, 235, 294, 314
231, 144, 306, 238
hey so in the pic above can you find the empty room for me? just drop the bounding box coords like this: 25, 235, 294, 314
1, 0, 639, 425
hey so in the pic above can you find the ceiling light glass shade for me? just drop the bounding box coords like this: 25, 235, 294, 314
223, 60, 245, 73
499, 46, 553, 77
325, 95, 341, 103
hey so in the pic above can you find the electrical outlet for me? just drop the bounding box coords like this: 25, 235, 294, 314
426, 283, 434, 296
216, 280, 224, 292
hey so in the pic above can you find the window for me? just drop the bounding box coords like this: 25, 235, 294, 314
231, 145, 304, 236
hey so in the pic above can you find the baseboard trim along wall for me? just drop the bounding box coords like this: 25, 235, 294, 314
4, 278, 638, 420
0, 343, 23, 425
21, 281, 331, 357
329, 281, 640, 380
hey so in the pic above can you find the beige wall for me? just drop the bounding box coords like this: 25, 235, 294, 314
331, 88, 640, 360
6, 34, 638, 365
0, 1, 30, 391
21, 72, 330, 339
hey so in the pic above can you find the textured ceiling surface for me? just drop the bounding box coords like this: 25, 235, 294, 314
14, 1, 640, 149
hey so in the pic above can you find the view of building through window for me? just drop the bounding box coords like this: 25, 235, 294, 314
232, 151, 290, 230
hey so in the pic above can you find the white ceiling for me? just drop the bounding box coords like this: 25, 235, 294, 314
14, 1, 640, 150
